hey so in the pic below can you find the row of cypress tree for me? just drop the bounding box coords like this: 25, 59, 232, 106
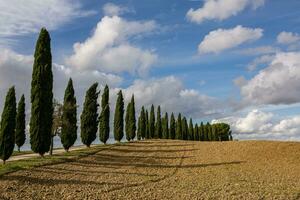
0, 28, 232, 164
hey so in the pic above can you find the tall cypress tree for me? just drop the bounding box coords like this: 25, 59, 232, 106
137, 116, 142, 140
145, 110, 150, 139
182, 117, 188, 140
155, 105, 162, 138
61, 78, 77, 151
99, 85, 110, 144
162, 112, 169, 139
194, 124, 199, 141
30, 28, 53, 156
175, 113, 182, 139
0, 87, 16, 164
188, 118, 194, 141
114, 90, 124, 142
149, 104, 155, 138
129, 95, 136, 140
169, 113, 176, 139
125, 102, 131, 141
80, 83, 99, 147
140, 106, 146, 139
15, 94, 26, 152
199, 122, 204, 141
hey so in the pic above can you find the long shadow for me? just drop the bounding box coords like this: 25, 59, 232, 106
121, 144, 194, 148
2, 175, 121, 187
107, 148, 198, 153
75, 159, 245, 169
93, 153, 194, 160
39, 166, 159, 177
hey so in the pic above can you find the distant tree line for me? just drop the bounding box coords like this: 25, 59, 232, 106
0, 28, 232, 164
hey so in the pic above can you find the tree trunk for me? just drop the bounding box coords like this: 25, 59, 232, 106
18, 146, 20, 152
49, 136, 54, 155
3, 160, 5, 165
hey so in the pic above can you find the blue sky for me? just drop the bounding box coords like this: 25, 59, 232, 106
1, 0, 300, 140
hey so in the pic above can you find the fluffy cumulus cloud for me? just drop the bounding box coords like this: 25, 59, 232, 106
67, 15, 158, 76
277, 31, 300, 45
198, 25, 263, 54
0, 0, 94, 40
213, 110, 300, 140
0, 48, 122, 115
102, 2, 133, 16
187, 0, 265, 24
239, 52, 300, 105
116, 76, 223, 118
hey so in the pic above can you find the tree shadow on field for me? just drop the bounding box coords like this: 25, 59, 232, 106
107, 148, 198, 153
121, 144, 194, 148
93, 153, 194, 160
2, 175, 121, 187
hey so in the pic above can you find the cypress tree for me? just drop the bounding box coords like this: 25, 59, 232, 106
125, 102, 131, 141
162, 112, 169, 139
155, 105, 162, 138
169, 113, 176, 139
149, 104, 155, 138
114, 90, 124, 142
30, 28, 53, 156
137, 116, 142, 140
145, 110, 150, 139
175, 113, 182, 139
61, 78, 77, 151
15, 95, 26, 152
188, 118, 194, 141
182, 117, 188, 140
199, 122, 204, 141
0, 87, 16, 164
129, 95, 136, 140
140, 106, 146, 139
80, 83, 99, 147
99, 85, 110, 144
206, 122, 212, 141
194, 124, 199, 141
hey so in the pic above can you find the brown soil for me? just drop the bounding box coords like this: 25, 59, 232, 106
0, 140, 299, 200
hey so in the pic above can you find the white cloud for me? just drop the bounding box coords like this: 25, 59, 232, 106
0, 49, 122, 115
0, 0, 94, 39
239, 45, 280, 56
67, 15, 158, 76
239, 52, 300, 105
187, 0, 265, 24
246, 54, 275, 71
277, 31, 300, 44
213, 109, 300, 140
117, 76, 223, 118
102, 3, 133, 16
198, 25, 263, 54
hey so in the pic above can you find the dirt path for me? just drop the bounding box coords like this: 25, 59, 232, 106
8, 145, 95, 162
0, 140, 299, 199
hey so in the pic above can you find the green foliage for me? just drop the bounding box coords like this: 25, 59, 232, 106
61, 78, 77, 151
129, 95, 136, 140
175, 113, 182, 139
162, 112, 169, 139
99, 85, 110, 144
80, 83, 99, 147
149, 105, 155, 138
114, 90, 124, 142
30, 28, 53, 156
15, 95, 26, 151
145, 110, 150, 139
169, 113, 176, 139
155, 106, 162, 138
0, 87, 16, 163
188, 118, 194, 140
194, 124, 199, 141
139, 107, 146, 139
181, 117, 188, 140
125, 102, 131, 141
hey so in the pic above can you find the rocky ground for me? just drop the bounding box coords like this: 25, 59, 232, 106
0, 140, 299, 200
